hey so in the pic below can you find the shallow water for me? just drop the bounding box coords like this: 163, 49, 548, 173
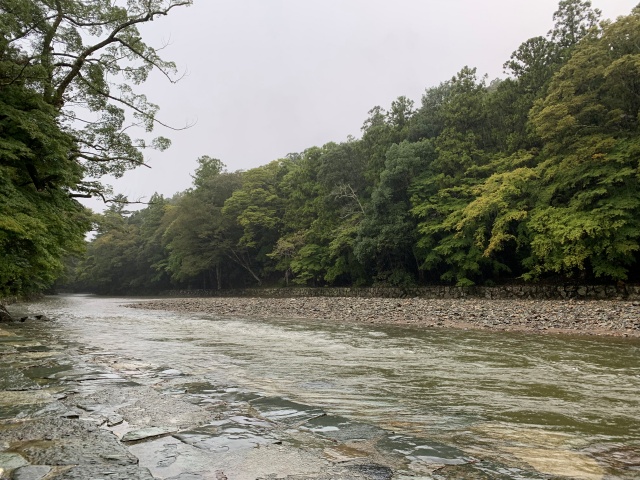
17, 295, 640, 478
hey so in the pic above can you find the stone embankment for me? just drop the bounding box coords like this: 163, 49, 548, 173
162, 284, 640, 300
129, 296, 640, 338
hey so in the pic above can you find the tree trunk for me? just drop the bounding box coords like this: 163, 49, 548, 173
226, 249, 262, 286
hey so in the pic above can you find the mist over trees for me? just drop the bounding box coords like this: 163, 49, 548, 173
57, 2, 640, 292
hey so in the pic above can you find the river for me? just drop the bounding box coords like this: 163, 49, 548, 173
17, 294, 640, 479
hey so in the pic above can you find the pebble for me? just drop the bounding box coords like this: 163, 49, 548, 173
128, 297, 640, 338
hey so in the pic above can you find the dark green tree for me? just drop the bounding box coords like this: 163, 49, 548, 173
0, 0, 191, 299
355, 140, 434, 285
163, 158, 243, 289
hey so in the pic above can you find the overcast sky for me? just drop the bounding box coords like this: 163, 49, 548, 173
83, 0, 638, 211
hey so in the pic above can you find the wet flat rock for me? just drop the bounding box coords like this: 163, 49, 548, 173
122, 426, 176, 443
73, 385, 212, 431
257, 463, 394, 480
0, 390, 53, 407
0, 452, 29, 470
0, 368, 41, 391
11, 465, 52, 480
0, 417, 137, 467
48, 465, 154, 480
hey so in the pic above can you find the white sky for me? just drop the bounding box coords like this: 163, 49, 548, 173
82, 0, 638, 212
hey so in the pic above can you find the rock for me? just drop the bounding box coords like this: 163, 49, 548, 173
107, 414, 124, 427
121, 426, 175, 442
12, 465, 52, 480
0, 452, 29, 470
0, 417, 138, 466
49, 465, 154, 479
76, 403, 102, 412
60, 411, 80, 419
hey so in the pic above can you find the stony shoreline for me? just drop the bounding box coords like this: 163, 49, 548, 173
129, 296, 640, 338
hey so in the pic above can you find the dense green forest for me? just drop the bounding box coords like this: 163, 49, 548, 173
63, 1, 640, 294
3, 2, 640, 298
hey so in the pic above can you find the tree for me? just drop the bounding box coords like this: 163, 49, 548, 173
0, 0, 191, 297
1, 0, 191, 197
549, 0, 601, 51
355, 140, 433, 285
75, 198, 141, 294
504, 36, 559, 95
525, 8, 640, 280
274, 143, 368, 286
164, 160, 243, 289
221, 161, 288, 285
410, 67, 494, 285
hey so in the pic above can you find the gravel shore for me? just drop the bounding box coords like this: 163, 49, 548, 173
128, 296, 640, 338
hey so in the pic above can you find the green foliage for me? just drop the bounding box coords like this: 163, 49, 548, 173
355, 140, 433, 285
0, 165, 89, 295
524, 8, 640, 280
0, 0, 190, 296
163, 166, 244, 288
65, 2, 640, 293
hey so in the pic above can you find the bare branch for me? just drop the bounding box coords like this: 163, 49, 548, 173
77, 72, 193, 131
73, 152, 151, 168
333, 183, 366, 215
113, 38, 184, 84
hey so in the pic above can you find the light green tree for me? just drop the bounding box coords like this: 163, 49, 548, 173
526, 7, 640, 280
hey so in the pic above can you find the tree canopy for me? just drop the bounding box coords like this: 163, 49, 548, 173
0, 0, 191, 297
42, 2, 640, 293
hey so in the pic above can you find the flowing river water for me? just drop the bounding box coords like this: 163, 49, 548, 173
12, 294, 640, 479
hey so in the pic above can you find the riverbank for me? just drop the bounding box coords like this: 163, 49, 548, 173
128, 296, 640, 338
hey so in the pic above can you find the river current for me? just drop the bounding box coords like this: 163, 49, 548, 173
21, 294, 640, 479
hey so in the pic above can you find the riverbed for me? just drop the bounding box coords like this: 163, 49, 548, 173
129, 296, 640, 337
2, 294, 640, 479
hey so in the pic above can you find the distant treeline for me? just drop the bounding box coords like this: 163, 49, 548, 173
63, 2, 640, 294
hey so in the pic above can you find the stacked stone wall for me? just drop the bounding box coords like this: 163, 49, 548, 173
162, 284, 640, 301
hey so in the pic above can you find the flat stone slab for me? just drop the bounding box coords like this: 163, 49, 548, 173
0, 452, 29, 470
0, 390, 53, 406
12, 465, 52, 480
107, 414, 124, 427
0, 418, 138, 467
0, 368, 40, 391
49, 465, 155, 479
83, 385, 210, 430
122, 426, 175, 443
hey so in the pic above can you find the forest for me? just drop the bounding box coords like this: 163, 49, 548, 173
63, 1, 640, 294
3, 1, 640, 297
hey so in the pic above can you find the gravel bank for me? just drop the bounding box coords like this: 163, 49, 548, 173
128, 296, 640, 338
